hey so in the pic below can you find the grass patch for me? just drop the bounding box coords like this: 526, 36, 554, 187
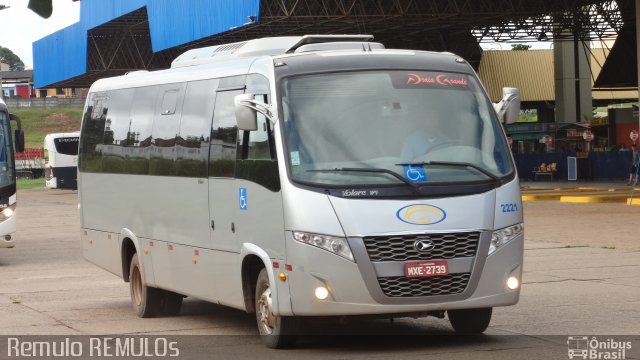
12, 108, 83, 149
17, 177, 45, 190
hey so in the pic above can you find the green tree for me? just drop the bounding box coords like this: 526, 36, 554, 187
511, 44, 532, 51
0, 46, 24, 67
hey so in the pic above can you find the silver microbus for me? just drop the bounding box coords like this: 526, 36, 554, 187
79, 35, 523, 348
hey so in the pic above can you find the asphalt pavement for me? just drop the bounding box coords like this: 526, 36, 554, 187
0, 188, 638, 359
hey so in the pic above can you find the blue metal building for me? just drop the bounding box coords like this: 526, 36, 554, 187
34, 0, 260, 88
33, 0, 623, 89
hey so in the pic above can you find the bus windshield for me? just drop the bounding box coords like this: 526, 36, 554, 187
282, 70, 513, 187
0, 111, 15, 189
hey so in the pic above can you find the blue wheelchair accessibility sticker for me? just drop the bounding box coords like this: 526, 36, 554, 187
403, 165, 428, 183
239, 188, 248, 211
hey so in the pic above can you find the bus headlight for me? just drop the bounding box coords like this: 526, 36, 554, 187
489, 223, 523, 255
293, 232, 354, 262
0, 205, 16, 221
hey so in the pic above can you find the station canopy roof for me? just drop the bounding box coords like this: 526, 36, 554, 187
33, 0, 630, 89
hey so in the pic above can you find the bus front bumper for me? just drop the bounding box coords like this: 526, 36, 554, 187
0, 232, 16, 248
282, 233, 523, 317
0, 215, 16, 248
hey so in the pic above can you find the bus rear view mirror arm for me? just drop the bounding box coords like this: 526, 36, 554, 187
493, 87, 520, 124
235, 94, 275, 131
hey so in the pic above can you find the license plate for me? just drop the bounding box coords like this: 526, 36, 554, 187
404, 260, 449, 278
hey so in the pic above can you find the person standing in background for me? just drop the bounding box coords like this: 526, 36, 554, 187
628, 144, 639, 186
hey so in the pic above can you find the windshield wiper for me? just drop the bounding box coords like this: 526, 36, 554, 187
308, 167, 422, 193
396, 161, 501, 183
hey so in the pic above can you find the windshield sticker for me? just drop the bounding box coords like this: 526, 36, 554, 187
290, 151, 300, 166
407, 73, 468, 87
396, 204, 446, 225
391, 72, 469, 90
403, 165, 428, 183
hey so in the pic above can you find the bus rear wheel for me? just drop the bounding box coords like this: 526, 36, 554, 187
255, 268, 298, 348
447, 307, 492, 334
129, 253, 162, 318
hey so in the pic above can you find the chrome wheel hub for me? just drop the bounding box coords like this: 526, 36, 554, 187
257, 287, 275, 335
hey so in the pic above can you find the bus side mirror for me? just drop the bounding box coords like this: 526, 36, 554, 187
14, 129, 25, 153
493, 87, 520, 124
9, 113, 25, 152
235, 94, 258, 131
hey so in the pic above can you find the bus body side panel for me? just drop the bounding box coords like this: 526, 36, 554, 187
166, 241, 244, 310
493, 178, 524, 230
80, 173, 214, 297
81, 229, 122, 276
207, 178, 245, 307
233, 179, 287, 312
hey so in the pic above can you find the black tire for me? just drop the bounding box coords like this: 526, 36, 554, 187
129, 253, 162, 318
448, 307, 492, 334
159, 291, 184, 317
255, 268, 298, 348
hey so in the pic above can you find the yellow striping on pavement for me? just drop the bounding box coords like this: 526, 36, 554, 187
521, 186, 640, 203
626, 198, 640, 205
522, 188, 619, 194
522, 194, 562, 201
560, 195, 628, 203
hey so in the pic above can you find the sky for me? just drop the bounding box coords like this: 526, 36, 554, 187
0, 0, 80, 68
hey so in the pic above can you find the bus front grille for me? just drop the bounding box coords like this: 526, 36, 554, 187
363, 232, 479, 262
377, 273, 471, 297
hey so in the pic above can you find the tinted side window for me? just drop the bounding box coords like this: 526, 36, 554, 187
176, 79, 218, 178
209, 90, 241, 177
79, 92, 109, 172
125, 86, 158, 175
149, 85, 186, 176
54, 137, 79, 155
102, 88, 135, 173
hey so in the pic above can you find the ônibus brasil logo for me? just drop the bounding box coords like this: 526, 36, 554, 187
567, 336, 632, 360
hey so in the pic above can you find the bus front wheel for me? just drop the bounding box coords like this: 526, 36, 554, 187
255, 268, 298, 348
129, 253, 162, 318
447, 307, 492, 334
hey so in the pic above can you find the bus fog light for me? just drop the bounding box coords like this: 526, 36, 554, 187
507, 276, 520, 290
315, 287, 329, 300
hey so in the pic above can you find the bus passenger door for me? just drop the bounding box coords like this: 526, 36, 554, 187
207, 88, 245, 304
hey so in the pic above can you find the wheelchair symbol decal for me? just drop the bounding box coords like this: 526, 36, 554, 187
403, 165, 427, 183
239, 188, 248, 211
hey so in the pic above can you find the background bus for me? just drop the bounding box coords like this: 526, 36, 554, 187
44, 132, 79, 190
0, 98, 25, 248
